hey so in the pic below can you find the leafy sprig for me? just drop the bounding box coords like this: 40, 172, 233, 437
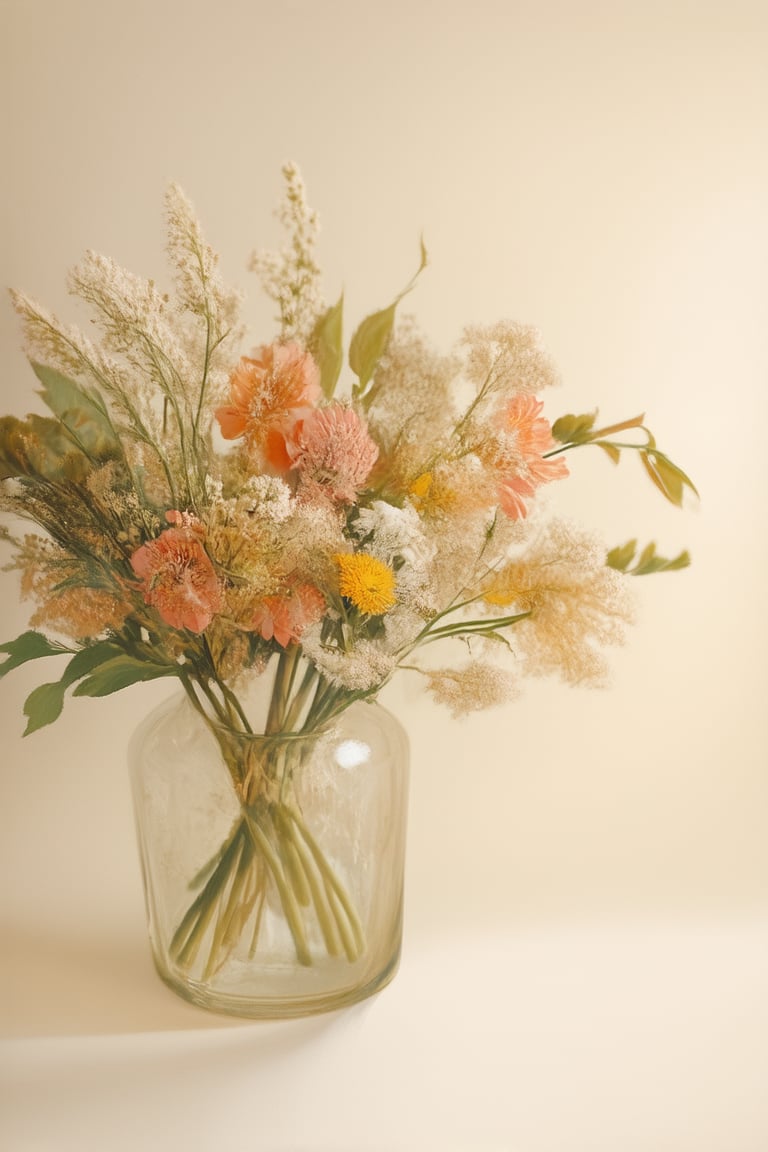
549, 410, 698, 508
606, 540, 691, 576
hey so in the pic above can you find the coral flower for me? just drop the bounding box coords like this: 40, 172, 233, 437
496, 394, 568, 519
497, 472, 537, 520
336, 553, 396, 615
130, 520, 223, 633
215, 342, 322, 471
287, 403, 379, 502
251, 583, 325, 647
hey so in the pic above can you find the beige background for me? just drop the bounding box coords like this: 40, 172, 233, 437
1, 1, 766, 1149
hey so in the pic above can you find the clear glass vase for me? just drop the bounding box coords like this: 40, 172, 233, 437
129, 689, 409, 1018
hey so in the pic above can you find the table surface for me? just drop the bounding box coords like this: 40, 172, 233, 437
2, 670, 767, 1151
2, 913, 767, 1152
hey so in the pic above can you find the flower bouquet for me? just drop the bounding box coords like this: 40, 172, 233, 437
0, 165, 694, 1016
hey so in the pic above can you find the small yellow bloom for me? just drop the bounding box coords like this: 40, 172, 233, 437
482, 567, 539, 613
482, 569, 524, 608
483, 588, 517, 607
409, 472, 433, 500
336, 553, 396, 615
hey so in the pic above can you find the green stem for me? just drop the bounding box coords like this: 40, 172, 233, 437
168, 661, 371, 976
203, 830, 251, 980
200, 635, 253, 733
244, 809, 312, 966
544, 436, 650, 459
452, 359, 498, 441
172, 821, 246, 969
223, 845, 265, 953
301, 687, 328, 731
275, 807, 341, 957
266, 646, 301, 734
282, 663, 320, 732
221, 681, 253, 733
273, 802, 311, 907
286, 807, 365, 961
247, 884, 267, 960
416, 610, 531, 645
192, 308, 213, 452
183, 673, 229, 728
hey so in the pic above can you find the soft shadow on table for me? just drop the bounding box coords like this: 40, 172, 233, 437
0, 923, 344, 1041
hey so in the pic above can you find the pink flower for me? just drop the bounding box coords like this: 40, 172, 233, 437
497, 472, 537, 520
130, 518, 223, 633
164, 509, 202, 530
287, 403, 379, 503
496, 395, 568, 519
251, 583, 325, 648
215, 343, 322, 471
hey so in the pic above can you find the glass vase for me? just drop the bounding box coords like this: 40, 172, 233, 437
129, 689, 409, 1019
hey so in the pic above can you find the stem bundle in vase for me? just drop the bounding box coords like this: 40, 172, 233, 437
174, 651, 368, 979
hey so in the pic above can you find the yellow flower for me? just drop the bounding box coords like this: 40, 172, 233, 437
335, 553, 396, 615
408, 472, 433, 500
483, 587, 517, 608
482, 569, 531, 609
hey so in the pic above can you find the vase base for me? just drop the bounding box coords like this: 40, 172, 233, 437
152, 946, 402, 1020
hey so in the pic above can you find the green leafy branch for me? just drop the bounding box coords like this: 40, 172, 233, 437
0, 631, 72, 678
309, 240, 428, 406
548, 410, 698, 508
606, 539, 691, 576
0, 630, 179, 735
414, 610, 531, 646
0, 362, 123, 485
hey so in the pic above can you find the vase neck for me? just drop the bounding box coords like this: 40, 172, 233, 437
181, 646, 366, 744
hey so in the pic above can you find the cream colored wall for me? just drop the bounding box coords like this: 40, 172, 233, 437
1, 0, 766, 956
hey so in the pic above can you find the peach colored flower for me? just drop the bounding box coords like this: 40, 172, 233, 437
497, 472, 537, 519
130, 519, 223, 633
164, 508, 202, 530
497, 394, 568, 519
287, 403, 379, 503
215, 342, 322, 471
251, 583, 325, 647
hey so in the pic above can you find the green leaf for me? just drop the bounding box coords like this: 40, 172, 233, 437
349, 301, 398, 395
32, 363, 121, 460
310, 294, 344, 400
641, 449, 698, 507
632, 544, 691, 576
662, 549, 691, 571
418, 233, 429, 272
22, 681, 72, 734
475, 630, 515, 654
596, 441, 621, 464
0, 631, 71, 680
21, 641, 126, 735
551, 411, 597, 445
33, 363, 106, 425
350, 240, 428, 400
641, 452, 681, 505
606, 540, 638, 572
607, 539, 691, 576
636, 541, 659, 568
72, 655, 178, 697
423, 611, 531, 644
0, 413, 89, 481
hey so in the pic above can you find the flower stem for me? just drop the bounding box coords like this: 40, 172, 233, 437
274, 806, 341, 958
168, 665, 368, 977
171, 820, 247, 969
286, 807, 365, 961
244, 808, 312, 966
